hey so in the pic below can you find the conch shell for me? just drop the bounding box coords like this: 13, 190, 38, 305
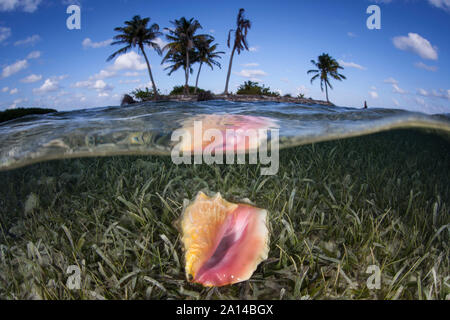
179, 192, 269, 287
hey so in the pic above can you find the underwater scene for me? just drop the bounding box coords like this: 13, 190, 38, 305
1, 1, 449, 302
0, 101, 449, 299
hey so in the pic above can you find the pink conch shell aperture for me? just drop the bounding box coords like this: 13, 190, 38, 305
179, 192, 270, 287
177, 114, 278, 154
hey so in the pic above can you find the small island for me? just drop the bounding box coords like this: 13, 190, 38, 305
0, 107, 57, 124
111, 10, 344, 109
121, 81, 334, 107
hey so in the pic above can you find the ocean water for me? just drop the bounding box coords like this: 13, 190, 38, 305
1, 101, 449, 171
0, 101, 449, 299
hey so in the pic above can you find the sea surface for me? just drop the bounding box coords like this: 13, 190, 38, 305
0, 101, 449, 171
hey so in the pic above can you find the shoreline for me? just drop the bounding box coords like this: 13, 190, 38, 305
122, 94, 335, 107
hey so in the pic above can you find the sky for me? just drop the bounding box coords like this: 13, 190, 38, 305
0, 0, 449, 113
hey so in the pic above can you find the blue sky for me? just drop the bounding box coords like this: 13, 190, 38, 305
0, 0, 449, 113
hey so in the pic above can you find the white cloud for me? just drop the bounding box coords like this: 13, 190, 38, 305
280, 78, 289, 83
92, 80, 111, 90
111, 51, 147, 71
80, 63, 124, 85
53, 74, 68, 81
14, 34, 40, 46
370, 86, 377, 90
153, 37, 167, 50
57, 90, 69, 97
439, 89, 450, 100
416, 88, 449, 100
369, 91, 379, 99
124, 71, 141, 77
33, 78, 59, 94
384, 77, 398, 85
0, 0, 42, 12
9, 88, 18, 94
8, 98, 28, 109
347, 32, 357, 38
20, 73, 42, 83
1, 86, 9, 92
415, 97, 426, 106
384, 78, 407, 95
82, 38, 113, 49
338, 59, 366, 70
413, 61, 438, 72
392, 98, 400, 106
98, 92, 109, 97
119, 79, 141, 84
235, 69, 268, 80
27, 50, 41, 59
2, 59, 28, 78
73, 80, 91, 88
89, 69, 116, 80
242, 62, 259, 67
428, 0, 450, 12
392, 83, 407, 94
392, 33, 438, 60
431, 89, 450, 100
0, 27, 11, 43
73, 79, 113, 92
249, 46, 259, 52
417, 88, 429, 96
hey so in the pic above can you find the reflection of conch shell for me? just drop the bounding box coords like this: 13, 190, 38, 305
179, 192, 269, 287
178, 114, 278, 154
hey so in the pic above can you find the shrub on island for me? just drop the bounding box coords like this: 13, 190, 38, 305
170, 85, 206, 95
236, 81, 280, 97
131, 87, 160, 101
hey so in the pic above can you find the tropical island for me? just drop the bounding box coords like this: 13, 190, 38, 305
0, 107, 57, 124
110, 9, 345, 107
121, 81, 334, 106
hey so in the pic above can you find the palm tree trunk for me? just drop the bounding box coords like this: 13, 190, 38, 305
140, 45, 158, 99
325, 82, 329, 102
224, 45, 236, 95
194, 62, 203, 94
184, 50, 190, 95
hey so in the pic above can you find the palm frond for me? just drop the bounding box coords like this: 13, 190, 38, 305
107, 45, 131, 61
310, 73, 319, 84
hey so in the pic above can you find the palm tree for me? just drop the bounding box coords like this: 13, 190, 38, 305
194, 36, 224, 93
224, 8, 251, 95
162, 17, 204, 95
163, 47, 195, 77
307, 53, 346, 102
108, 15, 162, 97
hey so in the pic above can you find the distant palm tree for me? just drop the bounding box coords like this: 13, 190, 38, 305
162, 17, 204, 95
163, 47, 195, 77
108, 15, 162, 97
194, 36, 224, 93
307, 53, 346, 102
224, 8, 251, 95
